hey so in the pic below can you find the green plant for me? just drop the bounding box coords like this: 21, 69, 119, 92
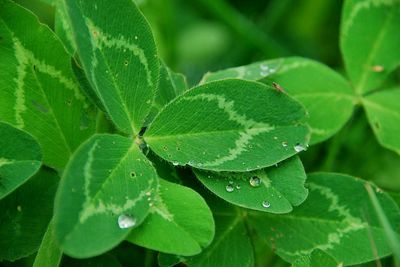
0, 0, 399, 266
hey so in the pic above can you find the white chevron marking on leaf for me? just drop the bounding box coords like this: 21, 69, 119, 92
13, 38, 29, 128
282, 182, 367, 257
342, 0, 396, 37
0, 158, 14, 167
86, 19, 153, 87
182, 93, 274, 167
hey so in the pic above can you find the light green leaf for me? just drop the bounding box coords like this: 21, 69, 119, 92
127, 179, 214, 256
0, 168, 59, 261
292, 249, 340, 267
62, 0, 159, 135
55, 1, 76, 54
201, 57, 355, 144
0, 122, 42, 199
33, 219, 63, 267
363, 88, 400, 154
195, 156, 308, 213
145, 61, 188, 126
54, 134, 157, 258
0, 0, 96, 169
340, 0, 400, 94
248, 173, 400, 265
145, 79, 310, 172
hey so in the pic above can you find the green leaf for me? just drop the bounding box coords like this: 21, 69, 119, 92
0, 122, 42, 199
55, 1, 76, 54
54, 134, 157, 258
363, 88, 400, 154
292, 249, 340, 267
145, 79, 310, 172
194, 156, 308, 213
0, 0, 96, 169
0, 168, 59, 261
127, 179, 215, 256
201, 57, 355, 144
187, 202, 254, 267
340, 0, 400, 94
248, 173, 400, 265
33, 219, 63, 267
63, 0, 160, 135
62, 254, 122, 267
145, 61, 188, 126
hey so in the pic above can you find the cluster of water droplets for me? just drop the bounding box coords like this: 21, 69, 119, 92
224, 175, 271, 209
259, 63, 277, 77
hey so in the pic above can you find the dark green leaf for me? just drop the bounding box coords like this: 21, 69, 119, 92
292, 249, 340, 267
195, 156, 308, 213
0, 122, 42, 199
62, 0, 159, 134
248, 173, 400, 265
127, 179, 214, 256
0, 0, 96, 169
0, 168, 59, 261
340, 0, 400, 94
54, 134, 157, 258
145, 79, 310, 172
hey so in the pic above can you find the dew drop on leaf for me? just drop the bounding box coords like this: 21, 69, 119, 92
118, 214, 136, 229
226, 184, 234, 192
262, 201, 271, 208
172, 161, 179, 166
282, 141, 288, 147
249, 176, 261, 187
294, 143, 306, 152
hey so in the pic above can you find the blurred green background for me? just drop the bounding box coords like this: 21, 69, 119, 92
5, 1, 400, 266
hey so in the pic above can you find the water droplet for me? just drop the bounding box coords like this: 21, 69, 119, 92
118, 214, 136, 229
172, 161, 179, 166
273, 136, 278, 140
163, 146, 168, 151
282, 141, 288, 147
226, 184, 234, 192
134, 35, 138, 40
262, 201, 271, 208
228, 180, 234, 185
124, 60, 129, 66
260, 63, 269, 71
260, 71, 269, 77
294, 143, 306, 152
249, 176, 261, 187
130, 172, 136, 178
236, 184, 241, 190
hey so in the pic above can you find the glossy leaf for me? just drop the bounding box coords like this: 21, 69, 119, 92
201, 57, 355, 144
248, 173, 400, 265
54, 134, 157, 258
195, 156, 308, 213
0, 0, 96, 169
0, 168, 59, 261
127, 179, 214, 256
145, 79, 310, 172
33, 220, 63, 267
340, 0, 400, 94
0, 122, 42, 199
292, 249, 340, 267
363, 88, 400, 154
63, 0, 159, 134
